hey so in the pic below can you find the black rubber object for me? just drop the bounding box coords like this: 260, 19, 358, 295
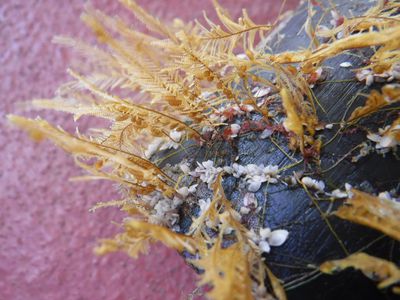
164, 1, 400, 299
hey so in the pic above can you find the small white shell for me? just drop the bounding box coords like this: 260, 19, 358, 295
144, 138, 164, 158
223, 226, 234, 235
380, 136, 396, 148
378, 191, 393, 201
344, 183, 354, 198
301, 176, 325, 191
258, 240, 271, 253
179, 163, 191, 174
170, 130, 183, 142
188, 184, 198, 194
236, 53, 248, 60
260, 128, 273, 139
366, 74, 374, 86
202, 160, 214, 169
177, 187, 189, 197
243, 193, 258, 208
198, 198, 211, 213
367, 133, 381, 143
240, 207, 251, 215
340, 62, 352, 68
230, 124, 241, 137
330, 189, 348, 199
223, 166, 233, 173
247, 180, 262, 192
259, 227, 271, 240
331, 10, 340, 21
337, 30, 344, 39
268, 229, 289, 247
253, 87, 271, 98
241, 104, 254, 112
263, 165, 279, 176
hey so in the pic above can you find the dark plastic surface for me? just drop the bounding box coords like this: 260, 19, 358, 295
169, 1, 400, 299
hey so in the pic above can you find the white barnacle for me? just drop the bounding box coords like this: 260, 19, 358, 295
223, 166, 233, 174
230, 124, 241, 138
150, 194, 183, 226
253, 87, 271, 98
390, 63, 400, 80
177, 187, 190, 197
241, 104, 254, 112
232, 163, 246, 178
159, 130, 183, 151
378, 191, 394, 202
243, 192, 258, 208
170, 129, 183, 142
177, 184, 197, 197
223, 226, 234, 235
367, 121, 400, 152
259, 227, 271, 240
258, 240, 271, 253
240, 206, 251, 215
236, 53, 249, 60
201, 126, 214, 134
301, 176, 325, 192
330, 189, 348, 199
344, 183, 354, 198
247, 176, 263, 192
191, 160, 222, 187
268, 229, 289, 247
256, 227, 289, 253
144, 137, 164, 158
179, 162, 191, 174
198, 198, 211, 214
245, 164, 279, 192
188, 184, 198, 194
356, 69, 373, 86
340, 62, 352, 68
260, 128, 273, 139
336, 30, 344, 39
263, 165, 279, 182
366, 74, 374, 86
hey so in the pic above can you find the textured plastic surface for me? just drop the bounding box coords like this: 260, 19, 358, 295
174, 1, 400, 299
0, 1, 299, 299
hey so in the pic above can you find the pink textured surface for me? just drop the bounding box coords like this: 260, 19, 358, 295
0, 1, 299, 299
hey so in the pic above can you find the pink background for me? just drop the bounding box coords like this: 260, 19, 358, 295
0, 1, 298, 299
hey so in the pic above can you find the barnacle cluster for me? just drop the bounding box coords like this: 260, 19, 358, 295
8, 0, 400, 299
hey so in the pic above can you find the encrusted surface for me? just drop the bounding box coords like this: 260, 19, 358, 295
172, 1, 400, 299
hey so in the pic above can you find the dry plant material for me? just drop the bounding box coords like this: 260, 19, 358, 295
268, 1, 400, 75
348, 84, 400, 122
7, 0, 400, 299
192, 239, 254, 300
320, 252, 400, 293
190, 175, 284, 300
268, 27, 400, 70
199, 0, 272, 52
7, 115, 175, 197
367, 116, 400, 151
334, 189, 400, 241
95, 219, 197, 258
